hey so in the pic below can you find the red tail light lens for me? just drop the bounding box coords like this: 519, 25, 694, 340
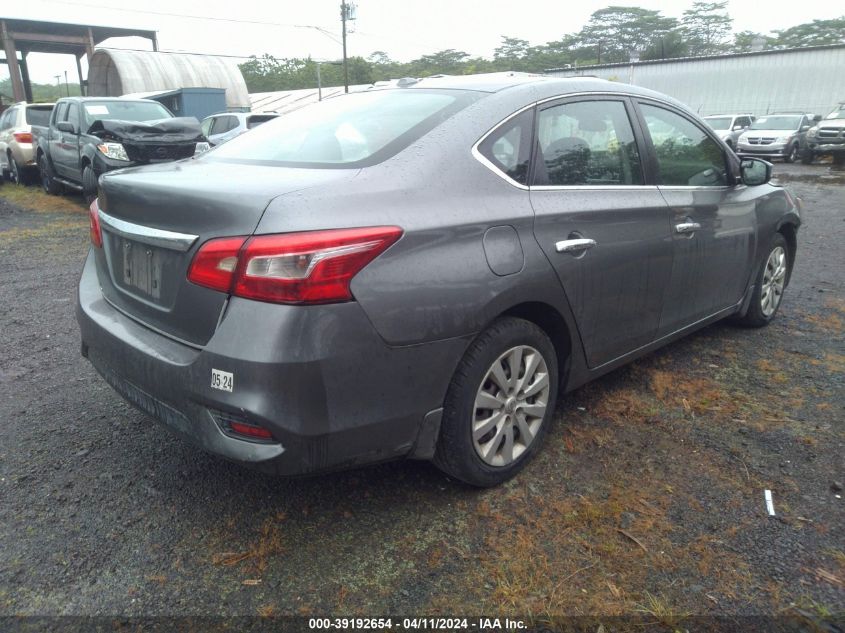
228, 421, 274, 440
88, 200, 103, 248
187, 227, 402, 304
13, 132, 33, 144
186, 236, 245, 292
235, 227, 403, 304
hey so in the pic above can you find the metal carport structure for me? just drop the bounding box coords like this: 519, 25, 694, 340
0, 17, 158, 102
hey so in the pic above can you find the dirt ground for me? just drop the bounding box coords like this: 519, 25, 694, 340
0, 162, 843, 632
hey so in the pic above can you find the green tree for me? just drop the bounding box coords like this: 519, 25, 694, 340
576, 6, 679, 63
731, 31, 774, 52
407, 49, 471, 76
681, 1, 733, 56
0, 78, 80, 103
493, 36, 532, 70
642, 31, 690, 60
773, 17, 845, 48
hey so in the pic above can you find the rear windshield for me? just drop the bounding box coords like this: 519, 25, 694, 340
246, 115, 277, 129
26, 106, 53, 126
208, 89, 483, 168
703, 117, 731, 129
750, 116, 801, 130
82, 101, 173, 130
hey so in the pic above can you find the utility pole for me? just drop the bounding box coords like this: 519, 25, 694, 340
340, 1, 349, 93
340, 2, 356, 93
64, 70, 69, 96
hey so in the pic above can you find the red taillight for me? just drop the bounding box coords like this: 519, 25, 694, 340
228, 421, 274, 440
187, 236, 245, 292
188, 227, 402, 304
88, 200, 103, 248
13, 132, 33, 144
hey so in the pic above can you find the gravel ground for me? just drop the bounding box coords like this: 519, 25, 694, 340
0, 164, 843, 630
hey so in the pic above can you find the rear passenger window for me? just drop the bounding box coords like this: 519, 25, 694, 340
534, 100, 643, 186
477, 109, 532, 185
640, 104, 727, 186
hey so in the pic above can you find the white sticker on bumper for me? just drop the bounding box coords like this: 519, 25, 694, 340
211, 368, 234, 392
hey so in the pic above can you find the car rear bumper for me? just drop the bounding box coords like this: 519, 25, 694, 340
76, 249, 467, 475
10, 143, 37, 168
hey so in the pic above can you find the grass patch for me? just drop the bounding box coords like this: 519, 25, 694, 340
0, 183, 85, 214
634, 591, 691, 629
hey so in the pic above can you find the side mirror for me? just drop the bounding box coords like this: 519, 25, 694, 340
732, 125, 743, 131
56, 121, 76, 134
741, 157, 772, 186
801, 125, 810, 132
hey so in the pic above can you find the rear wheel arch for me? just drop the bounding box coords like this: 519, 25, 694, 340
499, 301, 573, 387
777, 222, 798, 286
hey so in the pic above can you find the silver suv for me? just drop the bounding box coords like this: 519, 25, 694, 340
736, 113, 815, 163
0, 102, 55, 184
802, 102, 845, 165
702, 114, 754, 149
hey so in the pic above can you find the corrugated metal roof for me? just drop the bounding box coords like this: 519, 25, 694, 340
249, 84, 378, 114
88, 49, 249, 109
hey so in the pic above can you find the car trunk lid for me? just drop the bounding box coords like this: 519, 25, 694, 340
94, 159, 356, 346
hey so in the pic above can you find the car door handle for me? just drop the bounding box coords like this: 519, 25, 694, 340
555, 238, 596, 253
675, 222, 701, 234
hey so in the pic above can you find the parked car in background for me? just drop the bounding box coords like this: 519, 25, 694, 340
736, 113, 815, 162
78, 76, 800, 487
201, 111, 279, 146
702, 113, 754, 149
802, 101, 845, 165
35, 97, 210, 202
0, 102, 54, 184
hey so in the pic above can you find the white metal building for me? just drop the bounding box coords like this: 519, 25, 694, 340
87, 49, 250, 110
546, 45, 845, 117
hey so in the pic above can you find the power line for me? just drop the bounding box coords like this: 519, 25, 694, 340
36, 0, 342, 42
99, 46, 343, 64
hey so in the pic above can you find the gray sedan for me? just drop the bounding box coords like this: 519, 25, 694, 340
77, 75, 800, 486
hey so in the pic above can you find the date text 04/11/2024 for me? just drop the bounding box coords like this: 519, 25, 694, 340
307, 618, 527, 631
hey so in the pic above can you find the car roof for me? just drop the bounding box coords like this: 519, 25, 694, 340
376, 73, 674, 102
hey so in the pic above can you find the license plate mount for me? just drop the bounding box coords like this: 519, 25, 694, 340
121, 239, 163, 300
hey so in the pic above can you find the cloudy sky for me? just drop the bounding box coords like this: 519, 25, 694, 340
2, 0, 843, 84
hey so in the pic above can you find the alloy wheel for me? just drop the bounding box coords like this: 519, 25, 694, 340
10, 158, 19, 184
761, 246, 787, 317
472, 345, 550, 467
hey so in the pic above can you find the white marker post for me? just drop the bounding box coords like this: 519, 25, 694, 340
764, 489, 776, 516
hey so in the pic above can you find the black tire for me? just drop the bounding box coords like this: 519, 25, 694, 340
784, 143, 799, 163
39, 154, 63, 195
433, 317, 559, 487
9, 155, 34, 185
82, 165, 99, 204
9, 155, 21, 184
737, 233, 790, 328
800, 149, 815, 165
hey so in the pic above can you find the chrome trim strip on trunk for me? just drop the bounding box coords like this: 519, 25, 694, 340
98, 207, 199, 252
